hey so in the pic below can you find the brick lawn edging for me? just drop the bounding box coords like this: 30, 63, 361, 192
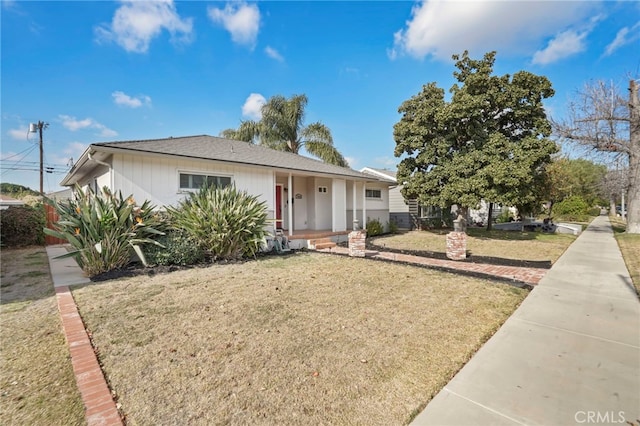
55, 286, 123, 426
317, 246, 546, 288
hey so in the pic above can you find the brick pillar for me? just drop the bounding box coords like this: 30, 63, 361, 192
348, 230, 367, 258
446, 231, 467, 260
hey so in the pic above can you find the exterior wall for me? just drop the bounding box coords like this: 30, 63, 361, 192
390, 212, 413, 229
332, 179, 347, 232
389, 186, 409, 213
110, 153, 274, 215
293, 176, 308, 230
346, 182, 390, 230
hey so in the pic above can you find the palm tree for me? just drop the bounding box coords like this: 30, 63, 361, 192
221, 94, 348, 167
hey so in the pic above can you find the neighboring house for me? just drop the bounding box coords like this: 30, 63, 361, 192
47, 188, 73, 202
0, 195, 25, 210
60, 135, 391, 247
360, 167, 506, 229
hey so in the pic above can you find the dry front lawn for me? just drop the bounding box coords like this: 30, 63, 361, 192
373, 228, 577, 263
72, 252, 527, 425
0, 247, 85, 425
611, 218, 640, 294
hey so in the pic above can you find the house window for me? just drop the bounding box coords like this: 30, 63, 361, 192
179, 173, 232, 190
318, 186, 327, 193
365, 189, 382, 199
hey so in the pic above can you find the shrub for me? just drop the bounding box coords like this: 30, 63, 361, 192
144, 229, 204, 266
495, 209, 514, 223
44, 187, 164, 277
0, 205, 45, 247
366, 218, 384, 237
553, 196, 589, 217
167, 185, 268, 261
388, 220, 399, 234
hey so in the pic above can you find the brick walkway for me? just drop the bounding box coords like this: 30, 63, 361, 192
317, 246, 547, 287
55, 286, 123, 426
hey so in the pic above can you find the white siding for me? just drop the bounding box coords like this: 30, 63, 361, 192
111, 153, 274, 211
346, 181, 390, 229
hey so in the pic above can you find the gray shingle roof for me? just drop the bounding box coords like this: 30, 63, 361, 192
93, 135, 377, 180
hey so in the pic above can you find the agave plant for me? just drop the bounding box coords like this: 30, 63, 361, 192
44, 186, 164, 277
167, 184, 268, 261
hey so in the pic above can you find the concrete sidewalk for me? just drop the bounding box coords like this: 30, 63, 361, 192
46, 245, 90, 287
412, 215, 640, 425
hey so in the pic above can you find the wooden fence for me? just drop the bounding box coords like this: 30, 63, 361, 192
44, 203, 67, 245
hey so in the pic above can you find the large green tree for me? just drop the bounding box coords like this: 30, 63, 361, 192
222, 94, 348, 167
394, 51, 558, 229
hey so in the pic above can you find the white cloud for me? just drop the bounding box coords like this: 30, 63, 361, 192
7, 127, 28, 140
1, 151, 18, 160
50, 142, 88, 166
265, 46, 284, 62
604, 22, 640, 56
95, 0, 193, 53
344, 156, 356, 168
112, 91, 152, 108
241, 93, 266, 120
532, 29, 588, 65
208, 2, 260, 47
374, 156, 398, 168
2, 0, 17, 10
389, 0, 597, 61
59, 115, 118, 138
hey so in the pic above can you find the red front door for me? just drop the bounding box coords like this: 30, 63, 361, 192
276, 185, 283, 229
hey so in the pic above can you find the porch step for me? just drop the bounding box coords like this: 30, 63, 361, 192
309, 237, 337, 250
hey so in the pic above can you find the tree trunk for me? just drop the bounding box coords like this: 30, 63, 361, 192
486, 202, 493, 231
627, 80, 640, 233
609, 197, 617, 216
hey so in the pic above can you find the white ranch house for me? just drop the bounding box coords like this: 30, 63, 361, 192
60, 135, 391, 248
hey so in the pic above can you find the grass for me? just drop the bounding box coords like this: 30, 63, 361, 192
372, 227, 578, 263
71, 252, 527, 425
610, 217, 640, 295
0, 247, 85, 425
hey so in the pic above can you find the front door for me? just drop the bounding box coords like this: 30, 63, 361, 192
276, 184, 283, 229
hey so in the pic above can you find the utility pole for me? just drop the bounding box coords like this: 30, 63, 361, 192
29, 121, 48, 195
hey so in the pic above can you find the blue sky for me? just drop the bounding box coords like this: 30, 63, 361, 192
2, 0, 639, 193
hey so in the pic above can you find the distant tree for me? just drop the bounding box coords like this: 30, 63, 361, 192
221, 94, 348, 167
545, 157, 607, 216
394, 51, 558, 231
0, 183, 39, 197
553, 79, 640, 233
600, 167, 629, 216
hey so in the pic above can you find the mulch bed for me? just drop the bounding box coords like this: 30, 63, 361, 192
89, 249, 301, 282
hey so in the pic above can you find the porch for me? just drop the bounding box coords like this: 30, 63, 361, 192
282, 229, 351, 250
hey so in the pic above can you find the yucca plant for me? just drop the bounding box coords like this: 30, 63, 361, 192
168, 185, 268, 261
44, 186, 164, 277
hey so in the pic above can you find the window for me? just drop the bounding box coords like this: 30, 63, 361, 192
318, 186, 327, 193
365, 189, 382, 199
179, 173, 231, 190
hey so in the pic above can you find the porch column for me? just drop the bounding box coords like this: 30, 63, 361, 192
352, 180, 357, 230
288, 173, 293, 237
362, 182, 367, 230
